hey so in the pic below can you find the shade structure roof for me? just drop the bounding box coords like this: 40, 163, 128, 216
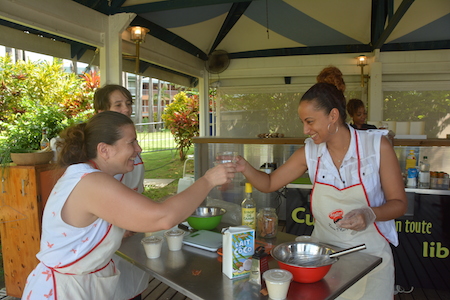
1, 0, 449, 89
71, 0, 450, 61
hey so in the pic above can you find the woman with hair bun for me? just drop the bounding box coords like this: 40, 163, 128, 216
316, 66, 346, 93
22, 111, 236, 300
235, 82, 407, 299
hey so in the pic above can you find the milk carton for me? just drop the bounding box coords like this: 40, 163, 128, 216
222, 226, 255, 279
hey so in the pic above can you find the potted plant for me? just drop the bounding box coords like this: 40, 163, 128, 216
0, 55, 97, 168
0, 105, 68, 167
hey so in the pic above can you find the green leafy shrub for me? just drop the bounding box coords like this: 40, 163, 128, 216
0, 55, 95, 165
162, 92, 199, 160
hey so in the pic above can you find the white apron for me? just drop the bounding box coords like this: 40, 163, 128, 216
48, 224, 124, 300
310, 132, 394, 300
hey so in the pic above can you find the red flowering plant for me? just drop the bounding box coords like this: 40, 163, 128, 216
162, 92, 199, 160
60, 70, 99, 118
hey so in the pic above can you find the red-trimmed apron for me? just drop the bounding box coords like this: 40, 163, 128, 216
48, 224, 124, 300
310, 132, 394, 300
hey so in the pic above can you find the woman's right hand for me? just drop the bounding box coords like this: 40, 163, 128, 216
203, 162, 236, 187
235, 155, 248, 173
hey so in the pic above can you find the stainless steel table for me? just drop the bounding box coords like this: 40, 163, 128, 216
117, 231, 381, 300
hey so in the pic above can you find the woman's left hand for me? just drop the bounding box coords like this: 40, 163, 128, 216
337, 207, 376, 231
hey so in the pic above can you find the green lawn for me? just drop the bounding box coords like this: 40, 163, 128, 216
136, 129, 177, 152
141, 148, 194, 201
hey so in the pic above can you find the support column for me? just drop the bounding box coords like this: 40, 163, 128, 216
99, 13, 135, 86
368, 50, 383, 122
198, 70, 210, 137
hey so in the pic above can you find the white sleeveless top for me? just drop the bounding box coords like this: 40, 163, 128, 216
22, 164, 125, 300
305, 125, 399, 246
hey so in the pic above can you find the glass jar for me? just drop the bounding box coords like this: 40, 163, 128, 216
257, 207, 278, 238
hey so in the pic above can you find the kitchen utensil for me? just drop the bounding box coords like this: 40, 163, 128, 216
285, 244, 366, 266
249, 246, 269, 286
271, 242, 366, 283
186, 206, 226, 230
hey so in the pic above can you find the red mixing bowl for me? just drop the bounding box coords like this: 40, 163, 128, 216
271, 241, 338, 283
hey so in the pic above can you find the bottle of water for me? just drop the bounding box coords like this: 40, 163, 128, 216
418, 156, 430, 189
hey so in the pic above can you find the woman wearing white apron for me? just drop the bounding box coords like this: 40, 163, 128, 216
236, 82, 407, 299
22, 111, 236, 299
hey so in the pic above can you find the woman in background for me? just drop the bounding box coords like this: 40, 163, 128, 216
347, 98, 377, 130
94, 84, 144, 194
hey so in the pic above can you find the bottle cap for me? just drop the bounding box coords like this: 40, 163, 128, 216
245, 182, 252, 193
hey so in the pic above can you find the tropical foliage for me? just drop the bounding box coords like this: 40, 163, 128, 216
0, 55, 98, 164
162, 91, 199, 160
383, 91, 450, 138
218, 92, 304, 137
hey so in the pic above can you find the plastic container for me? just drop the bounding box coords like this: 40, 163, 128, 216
405, 150, 416, 171
418, 156, 430, 189
406, 168, 418, 188
164, 229, 185, 251
141, 235, 164, 259
263, 269, 293, 300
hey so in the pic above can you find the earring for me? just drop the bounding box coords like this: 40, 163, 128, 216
327, 123, 339, 135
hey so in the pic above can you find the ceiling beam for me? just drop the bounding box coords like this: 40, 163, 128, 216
72, 0, 127, 14
381, 40, 450, 52
371, 0, 388, 47
113, 0, 256, 14
130, 15, 208, 60
209, 1, 252, 55
372, 0, 415, 50
230, 44, 372, 59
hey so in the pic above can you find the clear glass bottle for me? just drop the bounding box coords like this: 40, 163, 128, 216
418, 156, 430, 189
257, 207, 278, 238
40, 129, 49, 150
241, 182, 256, 229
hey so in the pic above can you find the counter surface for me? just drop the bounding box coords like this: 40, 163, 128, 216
193, 137, 450, 146
117, 230, 381, 300
286, 184, 450, 195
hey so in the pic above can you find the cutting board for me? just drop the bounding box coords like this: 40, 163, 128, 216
183, 230, 222, 252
